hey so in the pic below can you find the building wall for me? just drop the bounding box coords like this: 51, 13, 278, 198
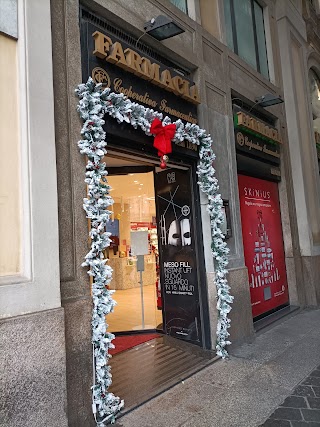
0, 0, 68, 426
48, 0, 320, 424
276, 0, 320, 306
194, 0, 301, 339
49, 2, 303, 424
1, 0, 319, 425
50, 0, 95, 424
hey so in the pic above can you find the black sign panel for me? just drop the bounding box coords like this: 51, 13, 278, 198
80, 16, 199, 158
155, 168, 202, 345
237, 153, 281, 182
235, 129, 281, 166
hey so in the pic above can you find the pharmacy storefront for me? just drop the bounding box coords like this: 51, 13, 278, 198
80, 8, 212, 349
234, 106, 289, 319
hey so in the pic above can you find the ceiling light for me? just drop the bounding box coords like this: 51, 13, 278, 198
255, 93, 284, 107
144, 15, 185, 41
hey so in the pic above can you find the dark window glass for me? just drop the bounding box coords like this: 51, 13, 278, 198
254, 1, 269, 79
224, 0, 269, 79
170, 0, 188, 14
309, 69, 320, 135
234, 0, 257, 70
223, 0, 234, 51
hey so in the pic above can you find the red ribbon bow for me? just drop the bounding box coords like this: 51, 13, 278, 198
150, 118, 176, 157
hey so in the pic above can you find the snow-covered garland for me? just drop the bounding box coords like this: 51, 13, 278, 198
76, 77, 233, 425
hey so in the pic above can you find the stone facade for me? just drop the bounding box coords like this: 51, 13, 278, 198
1, 1, 320, 426
277, 0, 320, 307
0, 0, 68, 426
0, 309, 68, 427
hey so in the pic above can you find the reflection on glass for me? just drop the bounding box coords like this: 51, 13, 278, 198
224, 0, 234, 51
106, 171, 163, 332
309, 70, 320, 140
234, 0, 257, 70
170, 0, 188, 14
254, 1, 269, 79
223, 0, 269, 79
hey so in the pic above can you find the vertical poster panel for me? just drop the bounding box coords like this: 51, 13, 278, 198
238, 175, 289, 318
155, 168, 202, 345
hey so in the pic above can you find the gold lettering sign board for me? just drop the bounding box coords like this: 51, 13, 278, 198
91, 31, 199, 125
237, 112, 282, 144
93, 31, 200, 104
236, 131, 280, 159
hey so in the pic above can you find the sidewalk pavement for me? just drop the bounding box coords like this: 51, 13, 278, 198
115, 308, 320, 427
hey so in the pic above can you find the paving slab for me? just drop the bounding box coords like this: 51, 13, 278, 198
115, 309, 320, 427
260, 364, 320, 426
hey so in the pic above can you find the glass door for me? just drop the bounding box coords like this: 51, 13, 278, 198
154, 166, 202, 345
105, 156, 162, 333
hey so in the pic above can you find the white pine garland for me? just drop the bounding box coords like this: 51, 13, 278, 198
76, 77, 233, 425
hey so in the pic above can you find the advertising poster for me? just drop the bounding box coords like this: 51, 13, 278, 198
155, 168, 202, 345
238, 175, 289, 318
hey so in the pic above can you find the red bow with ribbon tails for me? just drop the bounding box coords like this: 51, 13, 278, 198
150, 118, 176, 168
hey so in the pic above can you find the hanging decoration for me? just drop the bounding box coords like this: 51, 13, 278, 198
150, 117, 176, 168
76, 77, 233, 426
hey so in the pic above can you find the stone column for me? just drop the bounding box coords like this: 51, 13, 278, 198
51, 0, 95, 425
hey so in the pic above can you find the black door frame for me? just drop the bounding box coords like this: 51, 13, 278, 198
106, 146, 212, 350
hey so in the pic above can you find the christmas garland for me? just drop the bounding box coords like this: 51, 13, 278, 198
76, 77, 233, 425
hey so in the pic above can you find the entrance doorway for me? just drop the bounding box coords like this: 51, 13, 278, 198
105, 153, 204, 348
104, 153, 214, 412
106, 166, 162, 333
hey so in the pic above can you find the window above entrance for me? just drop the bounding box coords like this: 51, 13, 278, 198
223, 0, 269, 80
308, 68, 320, 169
309, 69, 320, 135
169, 0, 188, 14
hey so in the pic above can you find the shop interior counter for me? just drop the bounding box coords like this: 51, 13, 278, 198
108, 255, 157, 290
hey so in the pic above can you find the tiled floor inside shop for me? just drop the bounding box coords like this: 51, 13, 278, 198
108, 284, 163, 332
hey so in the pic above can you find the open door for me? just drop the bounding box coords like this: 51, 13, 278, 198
155, 167, 202, 346
105, 160, 162, 334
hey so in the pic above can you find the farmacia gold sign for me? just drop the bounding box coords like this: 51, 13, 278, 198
92, 31, 200, 105
236, 111, 281, 144
92, 67, 198, 124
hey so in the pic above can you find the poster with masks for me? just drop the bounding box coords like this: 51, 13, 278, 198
238, 174, 289, 318
155, 168, 202, 345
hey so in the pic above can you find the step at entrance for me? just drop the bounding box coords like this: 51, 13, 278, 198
109, 335, 218, 414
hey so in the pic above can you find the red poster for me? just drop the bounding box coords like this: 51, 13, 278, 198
238, 175, 289, 318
